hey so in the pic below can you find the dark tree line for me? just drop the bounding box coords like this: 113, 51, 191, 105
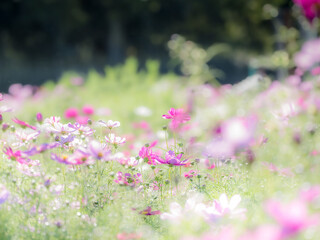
0, 0, 292, 89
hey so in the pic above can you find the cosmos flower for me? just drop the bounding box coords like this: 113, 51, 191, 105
105, 133, 126, 146
156, 150, 188, 166
64, 108, 78, 119
12, 117, 37, 130
204, 194, 246, 220
265, 199, 319, 238
98, 120, 120, 129
3, 147, 30, 164
138, 141, 160, 165
86, 140, 110, 161
68, 122, 95, 136
82, 105, 95, 115
162, 108, 190, 130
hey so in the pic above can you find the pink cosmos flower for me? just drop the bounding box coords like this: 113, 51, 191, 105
12, 117, 37, 130
43, 118, 73, 135
156, 150, 188, 166
64, 108, 78, 119
138, 141, 161, 165
68, 122, 94, 136
3, 147, 30, 164
0, 185, 9, 204
162, 108, 190, 130
86, 140, 110, 161
265, 199, 319, 238
82, 105, 94, 115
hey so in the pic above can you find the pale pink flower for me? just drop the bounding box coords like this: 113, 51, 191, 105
68, 122, 94, 136
15, 129, 40, 143
272, 102, 297, 123
161, 197, 206, 222
204, 194, 246, 220
105, 133, 126, 146
98, 120, 120, 129
221, 116, 257, 150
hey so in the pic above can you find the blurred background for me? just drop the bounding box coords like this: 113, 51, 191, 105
0, 0, 295, 91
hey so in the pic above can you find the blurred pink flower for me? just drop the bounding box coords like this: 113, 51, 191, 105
265, 199, 319, 238
238, 225, 282, 240
205, 194, 246, 220
294, 39, 320, 71
162, 108, 190, 130
300, 185, 320, 202
82, 105, 94, 115
64, 108, 78, 119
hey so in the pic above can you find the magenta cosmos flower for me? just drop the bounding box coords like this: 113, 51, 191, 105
3, 147, 30, 164
294, 0, 320, 22
64, 108, 78, 119
162, 108, 190, 130
12, 117, 37, 130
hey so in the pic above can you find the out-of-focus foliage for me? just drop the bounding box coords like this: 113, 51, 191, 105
168, 34, 230, 85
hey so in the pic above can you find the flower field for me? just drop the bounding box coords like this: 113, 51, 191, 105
1, 40, 320, 240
